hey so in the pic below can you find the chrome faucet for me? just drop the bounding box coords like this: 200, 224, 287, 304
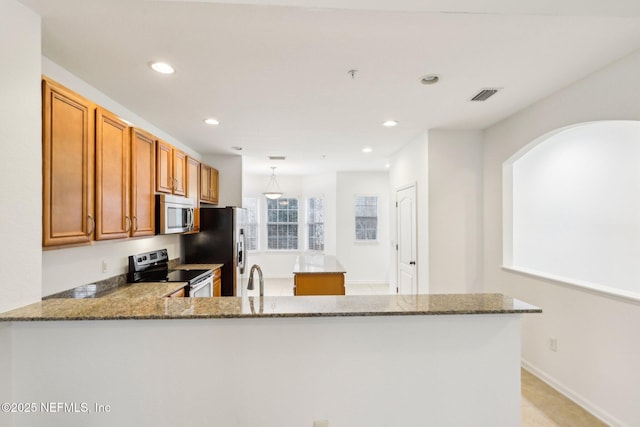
247, 264, 264, 297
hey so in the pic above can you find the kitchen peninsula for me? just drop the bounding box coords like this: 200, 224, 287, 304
293, 254, 346, 295
0, 292, 539, 427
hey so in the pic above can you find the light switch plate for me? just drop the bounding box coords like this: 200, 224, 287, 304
314, 421, 329, 427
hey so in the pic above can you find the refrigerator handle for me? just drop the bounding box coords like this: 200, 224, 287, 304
238, 229, 246, 274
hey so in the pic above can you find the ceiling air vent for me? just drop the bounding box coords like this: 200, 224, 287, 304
268, 156, 286, 161
470, 88, 501, 102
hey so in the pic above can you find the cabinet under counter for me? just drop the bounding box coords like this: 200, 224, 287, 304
293, 255, 346, 296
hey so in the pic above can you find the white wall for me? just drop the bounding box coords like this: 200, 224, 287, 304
303, 172, 337, 255
0, 324, 11, 427
336, 171, 390, 284
484, 48, 640, 426
243, 173, 307, 278
0, 0, 41, 313
9, 314, 523, 427
204, 153, 243, 208
428, 130, 484, 294
42, 237, 181, 296
389, 131, 429, 293
0, 2, 40, 422
243, 171, 389, 285
509, 121, 640, 297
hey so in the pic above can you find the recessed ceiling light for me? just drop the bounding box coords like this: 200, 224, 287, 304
383, 120, 398, 127
419, 74, 440, 85
150, 61, 175, 74
385, 163, 391, 169
204, 118, 219, 125
362, 147, 373, 153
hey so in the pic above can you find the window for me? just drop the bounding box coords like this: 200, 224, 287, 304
355, 195, 378, 241
267, 198, 298, 250
307, 197, 324, 251
242, 197, 259, 251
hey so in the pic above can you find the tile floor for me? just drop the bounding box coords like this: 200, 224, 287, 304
260, 279, 607, 427
521, 369, 607, 427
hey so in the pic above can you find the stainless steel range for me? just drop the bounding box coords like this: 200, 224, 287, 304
128, 249, 213, 297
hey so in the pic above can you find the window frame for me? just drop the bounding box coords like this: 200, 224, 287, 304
306, 196, 324, 252
354, 194, 379, 243
266, 197, 300, 251
242, 197, 260, 252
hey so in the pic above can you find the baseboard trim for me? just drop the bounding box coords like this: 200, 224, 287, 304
521, 359, 626, 427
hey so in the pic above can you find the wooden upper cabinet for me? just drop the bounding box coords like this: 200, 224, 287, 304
200, 163, 210, 202
156, 139, 173, 194
130, 128, 156, 237
42, 77, 95, 247
211, 167, 219, 204
186, 156, 200, 232
156, 139, 186, 196
173, 149, 187, 196
95, 107, 131, 240
200, 163, 219, 205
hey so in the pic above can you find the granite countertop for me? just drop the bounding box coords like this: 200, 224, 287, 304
42, 263, 223, 300
293, 255, 346, 274
0, 293, 540, 321
174, 264, 223, 272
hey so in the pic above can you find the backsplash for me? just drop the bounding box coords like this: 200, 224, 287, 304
45, 258, 181, 299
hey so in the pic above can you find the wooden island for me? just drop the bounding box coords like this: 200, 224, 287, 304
293, 254, 346, 296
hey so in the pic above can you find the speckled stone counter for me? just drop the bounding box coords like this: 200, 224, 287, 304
0, 293, 540, 321
42, 263, 223, 300
293, 254, 346, 274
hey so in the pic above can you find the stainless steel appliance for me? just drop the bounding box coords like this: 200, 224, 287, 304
182, 207, 247, 297
156, 194, 195, 234
128, 248, 213, 297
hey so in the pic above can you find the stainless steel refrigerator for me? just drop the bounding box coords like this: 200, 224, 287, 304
182, 207, 247, 297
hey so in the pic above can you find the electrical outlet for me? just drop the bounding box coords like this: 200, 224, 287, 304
313, 421, 329, 427
549, 337, 558, 352
101, 260, 108, 274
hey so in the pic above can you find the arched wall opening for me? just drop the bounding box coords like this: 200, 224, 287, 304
503, 120, 640, 300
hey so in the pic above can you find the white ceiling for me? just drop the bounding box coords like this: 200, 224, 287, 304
19, 0, 640, 175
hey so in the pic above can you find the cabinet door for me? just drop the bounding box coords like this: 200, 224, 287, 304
200, 164, 211, 202
42, 78, 95, 247
95, 107, 130, 240
156, 139, 173, 193
168, 287, 186, 297
213, 268, 222, 297
173, 149, 187, 196
186, 156, 200, 232
210, 167, 219, 205
199, 163, 219, 204
131, 128, 156, 237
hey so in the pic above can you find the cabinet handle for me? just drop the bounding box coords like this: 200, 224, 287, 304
87, 215, 95, 236
133, 216, 138, 231
125, 216, 132, 233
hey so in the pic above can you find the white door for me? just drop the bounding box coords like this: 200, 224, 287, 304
396, 185, 417, 294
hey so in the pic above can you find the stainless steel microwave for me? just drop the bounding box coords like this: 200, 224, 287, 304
156, 194, 195, 234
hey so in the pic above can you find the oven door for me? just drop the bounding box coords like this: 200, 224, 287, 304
190, 276, 213, 297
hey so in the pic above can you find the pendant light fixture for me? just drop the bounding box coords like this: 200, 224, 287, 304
263, 166, 283, 200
